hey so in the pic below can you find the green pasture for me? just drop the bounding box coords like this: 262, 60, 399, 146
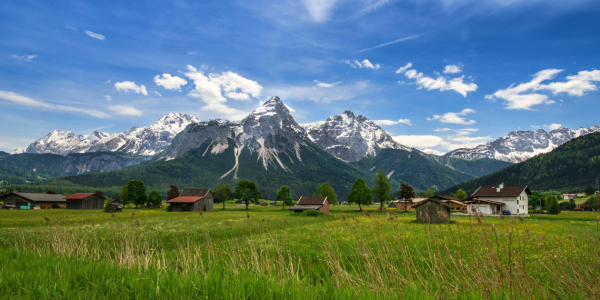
0, 205, 599, 299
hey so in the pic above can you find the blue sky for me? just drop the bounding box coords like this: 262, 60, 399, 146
1, 0, 599, 154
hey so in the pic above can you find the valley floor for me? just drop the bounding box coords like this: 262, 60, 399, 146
1, 205, 599, 299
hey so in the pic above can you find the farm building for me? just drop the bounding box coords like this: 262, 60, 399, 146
288, 197, 330, 215
470, 184, 531, 215
412, 196, 453, 223
166, 188, 214, 212
1, 192, 66, 209
437, 195, 467, 212
65, 193, 105, 209
105, 199, 122, 213
392, 198, 426, 210
465, 198, 505, 215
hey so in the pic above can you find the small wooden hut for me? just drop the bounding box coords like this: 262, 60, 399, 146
412, 196, 453, 223
288, 197, 330, 215
166, 189, 214, 212
65, 193, 105, 210
105, 199, 122, 213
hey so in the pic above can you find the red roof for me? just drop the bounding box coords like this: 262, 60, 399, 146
64, 193, 95, 200
166, 196, 203, 203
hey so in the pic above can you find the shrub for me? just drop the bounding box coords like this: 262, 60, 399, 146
102, 201, 111, 213
302, 210, 323, 217
51, 203, 59, 209
182, 204, 189, 211
166, 205, 172, 212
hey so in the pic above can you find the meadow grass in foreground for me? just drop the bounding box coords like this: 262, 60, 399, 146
0, 206, 599, 299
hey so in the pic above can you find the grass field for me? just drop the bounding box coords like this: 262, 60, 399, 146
1, 205, 599, 299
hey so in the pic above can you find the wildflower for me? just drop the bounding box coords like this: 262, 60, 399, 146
150, 248, 154, 251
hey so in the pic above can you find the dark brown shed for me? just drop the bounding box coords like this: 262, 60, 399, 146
65, 193, 105, 209
412, 196, 453, 223
166, 189, 214, 212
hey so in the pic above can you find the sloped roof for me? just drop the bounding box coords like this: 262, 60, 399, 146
64, 193, 104, 200
443, 199, 467, 207
166, 196, 203, 203
297, 197, 328, 205
411, 197, 453, 209
180, 189, 211, 197
465, 198, 505, 206
436, 195, 458, 201
288, 205, 323, 211
472, 186, 531, 197
1, 192, 66, 202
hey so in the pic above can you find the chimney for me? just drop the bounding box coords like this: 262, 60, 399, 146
499, 183, 504, 189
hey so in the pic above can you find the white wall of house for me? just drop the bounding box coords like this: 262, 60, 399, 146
477, 190, 529, 215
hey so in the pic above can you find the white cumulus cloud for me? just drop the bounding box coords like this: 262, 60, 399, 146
427, 108, 476, 125
404, 68, 477, 97
545, 123, 562, 130
443, 65, 462, 74
115, 81, 148, 96
85, 30, 105, 40
373, 119, 412, 126
107, 105, 143, 116
0, 90, 110, 118
361, 59, 380, 70
344, 59, 380, 70
392, 135, 444, 148
395, 63, 412, 74
485, 69, 600, 110
154, 73, 188, 91
421, 149, 445, 156
314, 80, 341, 88
184, 65, 263, 120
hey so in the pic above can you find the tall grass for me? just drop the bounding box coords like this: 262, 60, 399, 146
1, 211, 599, 299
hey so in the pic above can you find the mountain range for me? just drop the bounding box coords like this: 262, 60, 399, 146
5, 96, 597, 199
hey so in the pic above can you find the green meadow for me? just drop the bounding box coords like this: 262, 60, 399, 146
1, 205, 599, 299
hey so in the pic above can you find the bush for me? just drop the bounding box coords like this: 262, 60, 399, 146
166, 205, 172, 212
182, 204, 189, 211
102, 201, 111, 213
51, 203, 59, 209
302, 210, 323, 217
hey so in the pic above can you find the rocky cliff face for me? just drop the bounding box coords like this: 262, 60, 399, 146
303, 110, 411, 162
445, 126, 600, 163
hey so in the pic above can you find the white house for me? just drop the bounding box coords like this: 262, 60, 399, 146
466, 184, 531, 215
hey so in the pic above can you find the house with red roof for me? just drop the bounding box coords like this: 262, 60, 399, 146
65, 193, 105, 210
166, 189, 214, 212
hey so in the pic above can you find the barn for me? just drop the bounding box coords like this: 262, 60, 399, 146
412, 196, 453, 223
65, 193, 105, 210
105, 199, 122, 213
288, 197, 330, 215
1, 192, 66, 209
166, 189, 214, 212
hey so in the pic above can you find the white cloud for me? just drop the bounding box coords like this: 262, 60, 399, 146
404, 69, 477, 97
395, 63, 412, 74
347, 0, 396, 20
154, 73, 188, 91
427, 108, 476, 125
107, 105, 143, 116
184, 65, 263, 120
393, 128, 491, 151
65, 25, 77, 30
373, 119, 412, 126
0, 90, 110, 118
544, 123, 562, 130
105, 95, 111, 102
114, 81, 148, 96
269, 80, 371, 102
392, 135, 444, 148
11, 54, 37, 62
344, 59, 379, 70
354, 33, 426, 54
153, 91, 162, 97
485, 69, 600, 110
314, 80, 341, 88
84, 30, 105, 40
302, 0, 338, 22
433, 128, 452, 132
105, 80, 111, 83
443, 65, 462, 74
361, 59, 380, 70
421, 149, 445, 156
284, 104, 296, 112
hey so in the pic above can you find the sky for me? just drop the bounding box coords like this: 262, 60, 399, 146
1, 0, 600, 155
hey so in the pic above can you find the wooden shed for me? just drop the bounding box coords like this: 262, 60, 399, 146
105, 199, 122, 213
412, 196, 453, 223
288, 197, 330, 215
166, 188, 214, 212
65, 193, 105, 210
1, 192, 66, 209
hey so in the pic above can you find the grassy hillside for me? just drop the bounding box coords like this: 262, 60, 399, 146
444, 131, 600, 194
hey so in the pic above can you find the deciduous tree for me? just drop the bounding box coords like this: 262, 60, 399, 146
234, 180, 262, 211
347, 178, 371, 212
316, 183, 337, 205
423, 189, 435, 198
398, 183, 415, 212
546, 195, 560, 214
584, 185, 595, 196
214, 183, 233, 210
148, 190, 162, 206
167, 185, 180, 200
276, 185, 294, 210
127, 180, 147, 208
372, 169, 391, 211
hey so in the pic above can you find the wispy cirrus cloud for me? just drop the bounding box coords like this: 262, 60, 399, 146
269, 80, 372, 103
404, 68, 477, 97
395, 63, 412, 74
115, 81, 148, 96
107, 105, 143, 116
0, 90, 110, 118
11, 54, 37, 62
344, 59, 380, 70
392, 127, 490, 152
427, 108, 476, 125
85, 30, 105, 40
485, 69, 600, 110
373, 119, 411, 126
314, 80, 341, 88
347, 0, 397, 20
302, 0, 339, 23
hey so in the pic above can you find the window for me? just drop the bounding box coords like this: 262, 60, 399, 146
517, 200, 519, 204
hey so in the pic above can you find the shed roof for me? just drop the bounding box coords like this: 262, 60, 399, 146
411, 197, 453, 209
297, 197, 328, 205
443, 199, 467, 207
288, 205, 323, 211
166, 196, 203, 203
180, 189, 211, 197
0, 192, 66, 202
472, 186, 531, 197
64, 193, 104, 200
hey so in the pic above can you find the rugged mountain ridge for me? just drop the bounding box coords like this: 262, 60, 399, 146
445, 126, 600, 163
12, 113, 199, 156
303, 110, 411, 162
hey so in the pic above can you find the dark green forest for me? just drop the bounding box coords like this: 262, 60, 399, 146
444, 132, 600, 195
